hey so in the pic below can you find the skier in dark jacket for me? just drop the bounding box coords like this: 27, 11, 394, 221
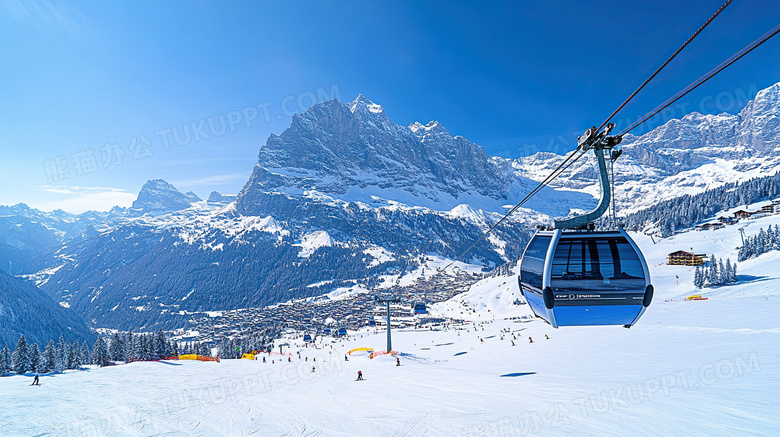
356, 370, 363, 380
32, 373, 39, 386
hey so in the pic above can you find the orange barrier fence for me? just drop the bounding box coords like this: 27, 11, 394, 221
178, 354, 220, 362
369, 350, 395, 359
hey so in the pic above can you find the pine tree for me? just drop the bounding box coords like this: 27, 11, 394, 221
43, 340, 57, 373
717, 259, 727, 285
66, 342, 78, 369
138, 335, 150, 361
71, 341, 82, 369
0, 345, 10, 376
109, 332, 124, 362
154, 329, 166, 358
80, 341, 91, 365
693, 265, 704, 288
124, 331, 136, 362
12, 335, 29, 374
91, 337, 109, 367
55, 335, 66, 373
29, 343, 40, 373
707, 255, 719, 286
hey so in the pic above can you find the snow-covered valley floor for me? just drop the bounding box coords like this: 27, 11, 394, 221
3, 215, 780, 436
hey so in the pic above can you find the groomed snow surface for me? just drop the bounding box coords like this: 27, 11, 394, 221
3, 216, 780, 435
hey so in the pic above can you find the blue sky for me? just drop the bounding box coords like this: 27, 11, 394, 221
1, 0, 779, 212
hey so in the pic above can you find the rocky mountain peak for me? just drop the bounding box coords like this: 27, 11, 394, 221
236, 96, 513, 213
349, 94, 386, 116
131, 179, 194, 215
409, 120, 450, 139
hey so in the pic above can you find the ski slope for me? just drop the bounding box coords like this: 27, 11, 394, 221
2, 217, 779, 436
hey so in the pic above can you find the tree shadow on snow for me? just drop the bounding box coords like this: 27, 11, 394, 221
735, 274, 773, 284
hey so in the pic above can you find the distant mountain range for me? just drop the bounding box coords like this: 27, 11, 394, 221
3, 81, 779, 331
514, 82, 780, 213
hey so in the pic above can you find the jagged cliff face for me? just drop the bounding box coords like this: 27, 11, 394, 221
621, 83, 780, 171
131, 179, 199, 215
237, 95, 512, 213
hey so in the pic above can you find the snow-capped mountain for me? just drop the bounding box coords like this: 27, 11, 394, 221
514, 82, 780, 213
207, 191, 237, 205
130, 179, 200, 215
9, 82, 780, 331
37, 95, 569, 330
236, 95, 588, 216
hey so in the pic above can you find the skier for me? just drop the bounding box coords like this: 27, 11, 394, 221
528, 337, 533, 343
262, 356, 266, 363
311, 366, 316, 373
356, 370, 364, 381
511, 340, 515, 346
288, 357, 291, 362
32, 373, 40, 386
396, 357, 400, 366
545, 334, 550, 340
345, 354, 349, 361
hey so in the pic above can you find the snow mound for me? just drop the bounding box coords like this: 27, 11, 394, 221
296, 231, 334, 258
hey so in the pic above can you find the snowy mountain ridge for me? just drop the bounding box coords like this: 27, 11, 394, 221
6, 82, 780, 330
236, 94, 591, 217
514, 82, 780, 213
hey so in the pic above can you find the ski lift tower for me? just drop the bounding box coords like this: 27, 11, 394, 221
375, 294, 402, 353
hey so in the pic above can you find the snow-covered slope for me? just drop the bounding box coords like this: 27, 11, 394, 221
3, 216, 777, 435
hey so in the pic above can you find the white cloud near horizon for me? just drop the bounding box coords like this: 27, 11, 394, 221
32, 185, 135, 214
173, 172, 247, 188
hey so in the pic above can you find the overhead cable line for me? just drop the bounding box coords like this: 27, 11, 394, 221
439, 147, 584, 273
620, 22, 780, 136
597, 0, 733, 132
437, 4, 779, 276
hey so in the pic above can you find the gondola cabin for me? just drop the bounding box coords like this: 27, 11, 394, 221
368, 316, 376, 326
323, 327, 331, 335
413, 302, 427, 315
337, 327, 347, 337
519, 228, 653, 328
